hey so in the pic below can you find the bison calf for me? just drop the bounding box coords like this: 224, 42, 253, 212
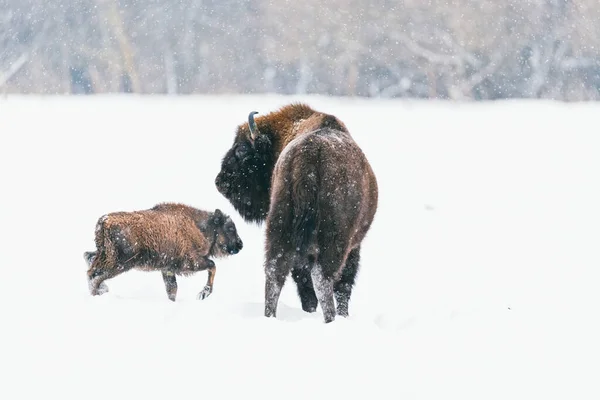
84, 202, 243, 301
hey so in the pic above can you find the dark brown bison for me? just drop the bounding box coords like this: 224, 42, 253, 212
215, 103, 378, 323
83, 202, 243, 301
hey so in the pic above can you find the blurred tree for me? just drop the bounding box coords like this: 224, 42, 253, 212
1, 0, 599, 100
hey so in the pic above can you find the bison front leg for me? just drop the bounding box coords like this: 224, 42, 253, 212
311, 264, 336, 323
162, 271, 178, 301
196, 258, 216, 300
291, 265, 318, 313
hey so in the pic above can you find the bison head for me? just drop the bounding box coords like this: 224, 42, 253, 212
215, 111, 274, 224
209, 209, 244, 257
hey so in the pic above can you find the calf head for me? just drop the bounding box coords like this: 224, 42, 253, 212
208, 209, 244, 257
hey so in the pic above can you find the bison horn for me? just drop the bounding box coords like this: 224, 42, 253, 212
248, 111, 260, 140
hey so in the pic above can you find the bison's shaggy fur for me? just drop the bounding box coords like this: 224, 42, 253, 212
215, 103, 378, 323
84, 202, 243, 301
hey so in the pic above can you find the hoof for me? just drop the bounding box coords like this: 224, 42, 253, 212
196, 285, 213, 300
90, 281, 109, 296
323, 313, 336, 324
336, 309, 349, 318
95, 283, 109, 296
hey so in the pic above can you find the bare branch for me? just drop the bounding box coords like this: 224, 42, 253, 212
0, 53, 29, 88
462, 50, 506, 91
390, 32, 463, 67
434, 27, 482, 68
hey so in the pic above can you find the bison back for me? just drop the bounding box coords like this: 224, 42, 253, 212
269, 128, 376, 261
95, 211, 210, 266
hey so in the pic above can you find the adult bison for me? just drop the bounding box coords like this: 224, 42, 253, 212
215, 103, 378, 323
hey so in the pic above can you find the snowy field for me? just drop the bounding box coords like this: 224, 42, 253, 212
1, 94, 599, 399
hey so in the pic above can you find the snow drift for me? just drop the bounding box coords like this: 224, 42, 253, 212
0, 94, 599, 400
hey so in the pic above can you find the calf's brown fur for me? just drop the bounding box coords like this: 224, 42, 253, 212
215, 103, 378, 323
84, 202, 243, 301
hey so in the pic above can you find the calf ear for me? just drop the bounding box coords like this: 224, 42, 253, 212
212, 209, 224, 226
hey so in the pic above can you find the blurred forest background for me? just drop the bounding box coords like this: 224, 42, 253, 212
2, 0, 600, 100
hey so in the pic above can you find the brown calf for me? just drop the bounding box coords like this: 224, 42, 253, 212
84, 202, 243, 301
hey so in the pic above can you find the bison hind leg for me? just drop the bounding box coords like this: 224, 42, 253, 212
90, 280, 109, 295
84, 251, 109, 294
264, 252, 297, 319
87, 256, 125, 296
88, 269, 110, 296
334, 247, 361, 318
310, 264, 336, 323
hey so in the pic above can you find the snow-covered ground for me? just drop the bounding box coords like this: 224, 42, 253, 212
1, 94, 599, 399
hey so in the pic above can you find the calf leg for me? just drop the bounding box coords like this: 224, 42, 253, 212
291, 265, 318, 313
85, 251, 108, 295
334, 247, 360, 317
162, 271, 178, 301
87, 252, 131, 296
311, 264, 336, 323
197, 259, 216, 300
88, 274, 110, 296
87, 261, 118, 296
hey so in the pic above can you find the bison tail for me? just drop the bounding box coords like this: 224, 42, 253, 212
291, 166, 320, 260
83, 251, 96, 267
